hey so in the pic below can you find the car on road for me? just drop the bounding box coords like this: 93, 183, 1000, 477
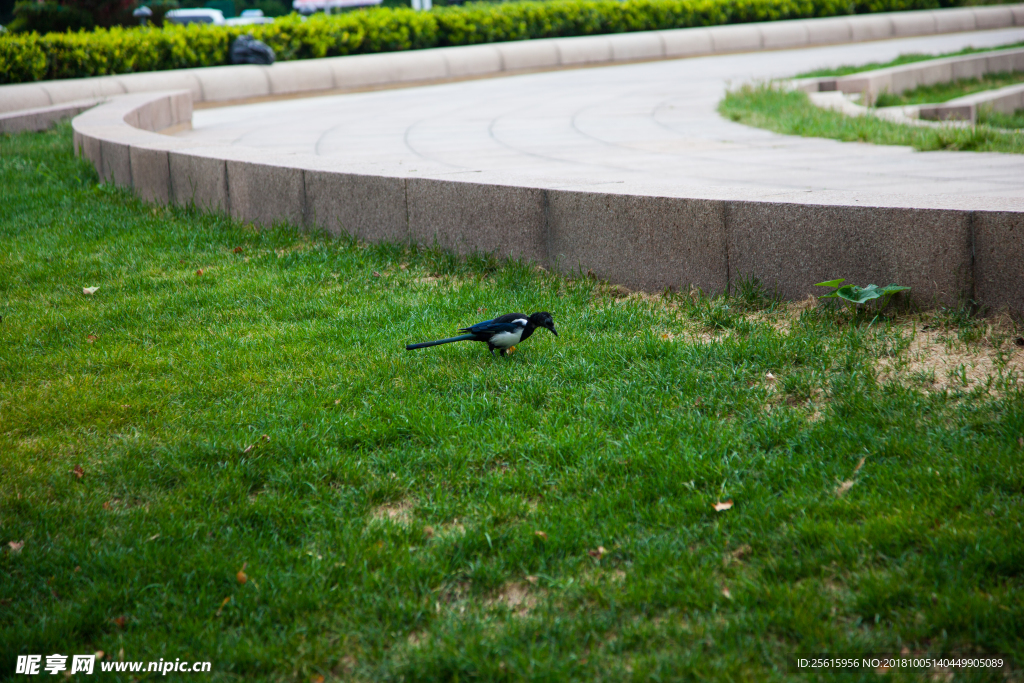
164, 8, 275, 25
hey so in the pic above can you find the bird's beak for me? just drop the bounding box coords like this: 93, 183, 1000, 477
549, 325, 558, 336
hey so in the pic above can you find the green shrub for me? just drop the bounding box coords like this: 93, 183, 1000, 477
0, 0, 1017, 85
0, 32, 47, 83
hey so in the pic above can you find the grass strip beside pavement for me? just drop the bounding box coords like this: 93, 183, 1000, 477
2, 125, 1024, 681
796, 41, 1024, 79
874, 71, 1024, 107
980, 107, 1024, 129
719, 83, 1024, 153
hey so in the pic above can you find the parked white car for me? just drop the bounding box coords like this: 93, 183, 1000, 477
226, 9, 275, 25
164, 8, 226, 25
293, 0, 382, 14
164, 8, 275, 26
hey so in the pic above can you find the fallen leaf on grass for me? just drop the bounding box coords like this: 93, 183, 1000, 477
94, 651, 104, 661
196, 269, 204, 276
765, 372, 777, 383
835, 457, 866, 496
233, 246, 244, 254
82, 286, 99, 295
71, 465, 84, 479
112, 616, 127, 629
8, 540, 24, 554
534, 531, 548, 541
713, 500, 733, 512
372, 271, 381, 278
588, 546, 607, 560
236, 562, 248, 584
86, 335, 98, 343
310, 675, 325, 683
242, 434, 271, 454
721, 586, 732, 599
835, 480, 854, 497
215, 596, 231, 617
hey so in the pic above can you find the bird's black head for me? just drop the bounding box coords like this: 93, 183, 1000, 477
530, 311, 558, 336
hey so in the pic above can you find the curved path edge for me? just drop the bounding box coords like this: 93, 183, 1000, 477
5, 3, 1024, 119
71, 86, 1024, 314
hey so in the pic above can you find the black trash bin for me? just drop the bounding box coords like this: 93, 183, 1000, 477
230, 35, 275, 65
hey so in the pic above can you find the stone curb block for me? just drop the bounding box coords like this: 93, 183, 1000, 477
304, 170, 409, 242
70, 88, 1024, 313
407, 179, 548, 265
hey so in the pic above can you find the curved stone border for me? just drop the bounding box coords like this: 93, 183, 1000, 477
72, 86, 1024, 315
5, 3, 1024, 118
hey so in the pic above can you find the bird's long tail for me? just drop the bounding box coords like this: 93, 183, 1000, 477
405, 334, 475, 351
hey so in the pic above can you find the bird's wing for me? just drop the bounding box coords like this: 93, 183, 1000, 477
460, 318, 526, 335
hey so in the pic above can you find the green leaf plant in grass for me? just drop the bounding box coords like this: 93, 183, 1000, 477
814, 278, 909, 310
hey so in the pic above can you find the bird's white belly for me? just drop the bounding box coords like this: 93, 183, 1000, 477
490, 328, 524, 348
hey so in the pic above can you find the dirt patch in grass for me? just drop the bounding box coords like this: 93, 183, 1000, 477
406, 631, 428, 648
372, 499, 415, 525
878, 322, 1024, 392
423, 518, 466, 540
753, 296, 817, 334
486, 581, 539, 616
742, 300, 1022, 393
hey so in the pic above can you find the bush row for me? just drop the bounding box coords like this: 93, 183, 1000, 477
0, 0, 1009, 84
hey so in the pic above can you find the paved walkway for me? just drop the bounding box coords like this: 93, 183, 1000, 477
180, 28, 1024, 202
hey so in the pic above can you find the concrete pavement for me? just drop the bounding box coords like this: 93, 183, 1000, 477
181, 28, 1024, 200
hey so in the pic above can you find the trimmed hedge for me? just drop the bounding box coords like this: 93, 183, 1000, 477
0, 0, 1012, 84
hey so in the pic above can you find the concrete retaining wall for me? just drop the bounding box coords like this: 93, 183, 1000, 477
71, 88, 1024, 314
920, 81, 1024, 121
835, 46, 1024, 102
5, 4, 1024, 116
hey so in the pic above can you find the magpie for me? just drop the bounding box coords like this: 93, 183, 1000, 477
406, 312, 558, 356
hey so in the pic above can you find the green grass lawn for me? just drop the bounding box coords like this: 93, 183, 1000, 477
719, 84, 1024, 154
2, 125, 1024, 682
979, 106, 1024, 130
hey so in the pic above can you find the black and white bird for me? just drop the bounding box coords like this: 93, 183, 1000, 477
405, 312, 558, 357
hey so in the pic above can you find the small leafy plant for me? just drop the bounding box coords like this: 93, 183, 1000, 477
814, 279, 909, 309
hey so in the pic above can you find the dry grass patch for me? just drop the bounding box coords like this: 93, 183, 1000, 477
878, 318, 1024, 392
486, 580, 540, 616
751, 296, 817, 334
371, 499, 415, 526
423, 518, 467, 541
